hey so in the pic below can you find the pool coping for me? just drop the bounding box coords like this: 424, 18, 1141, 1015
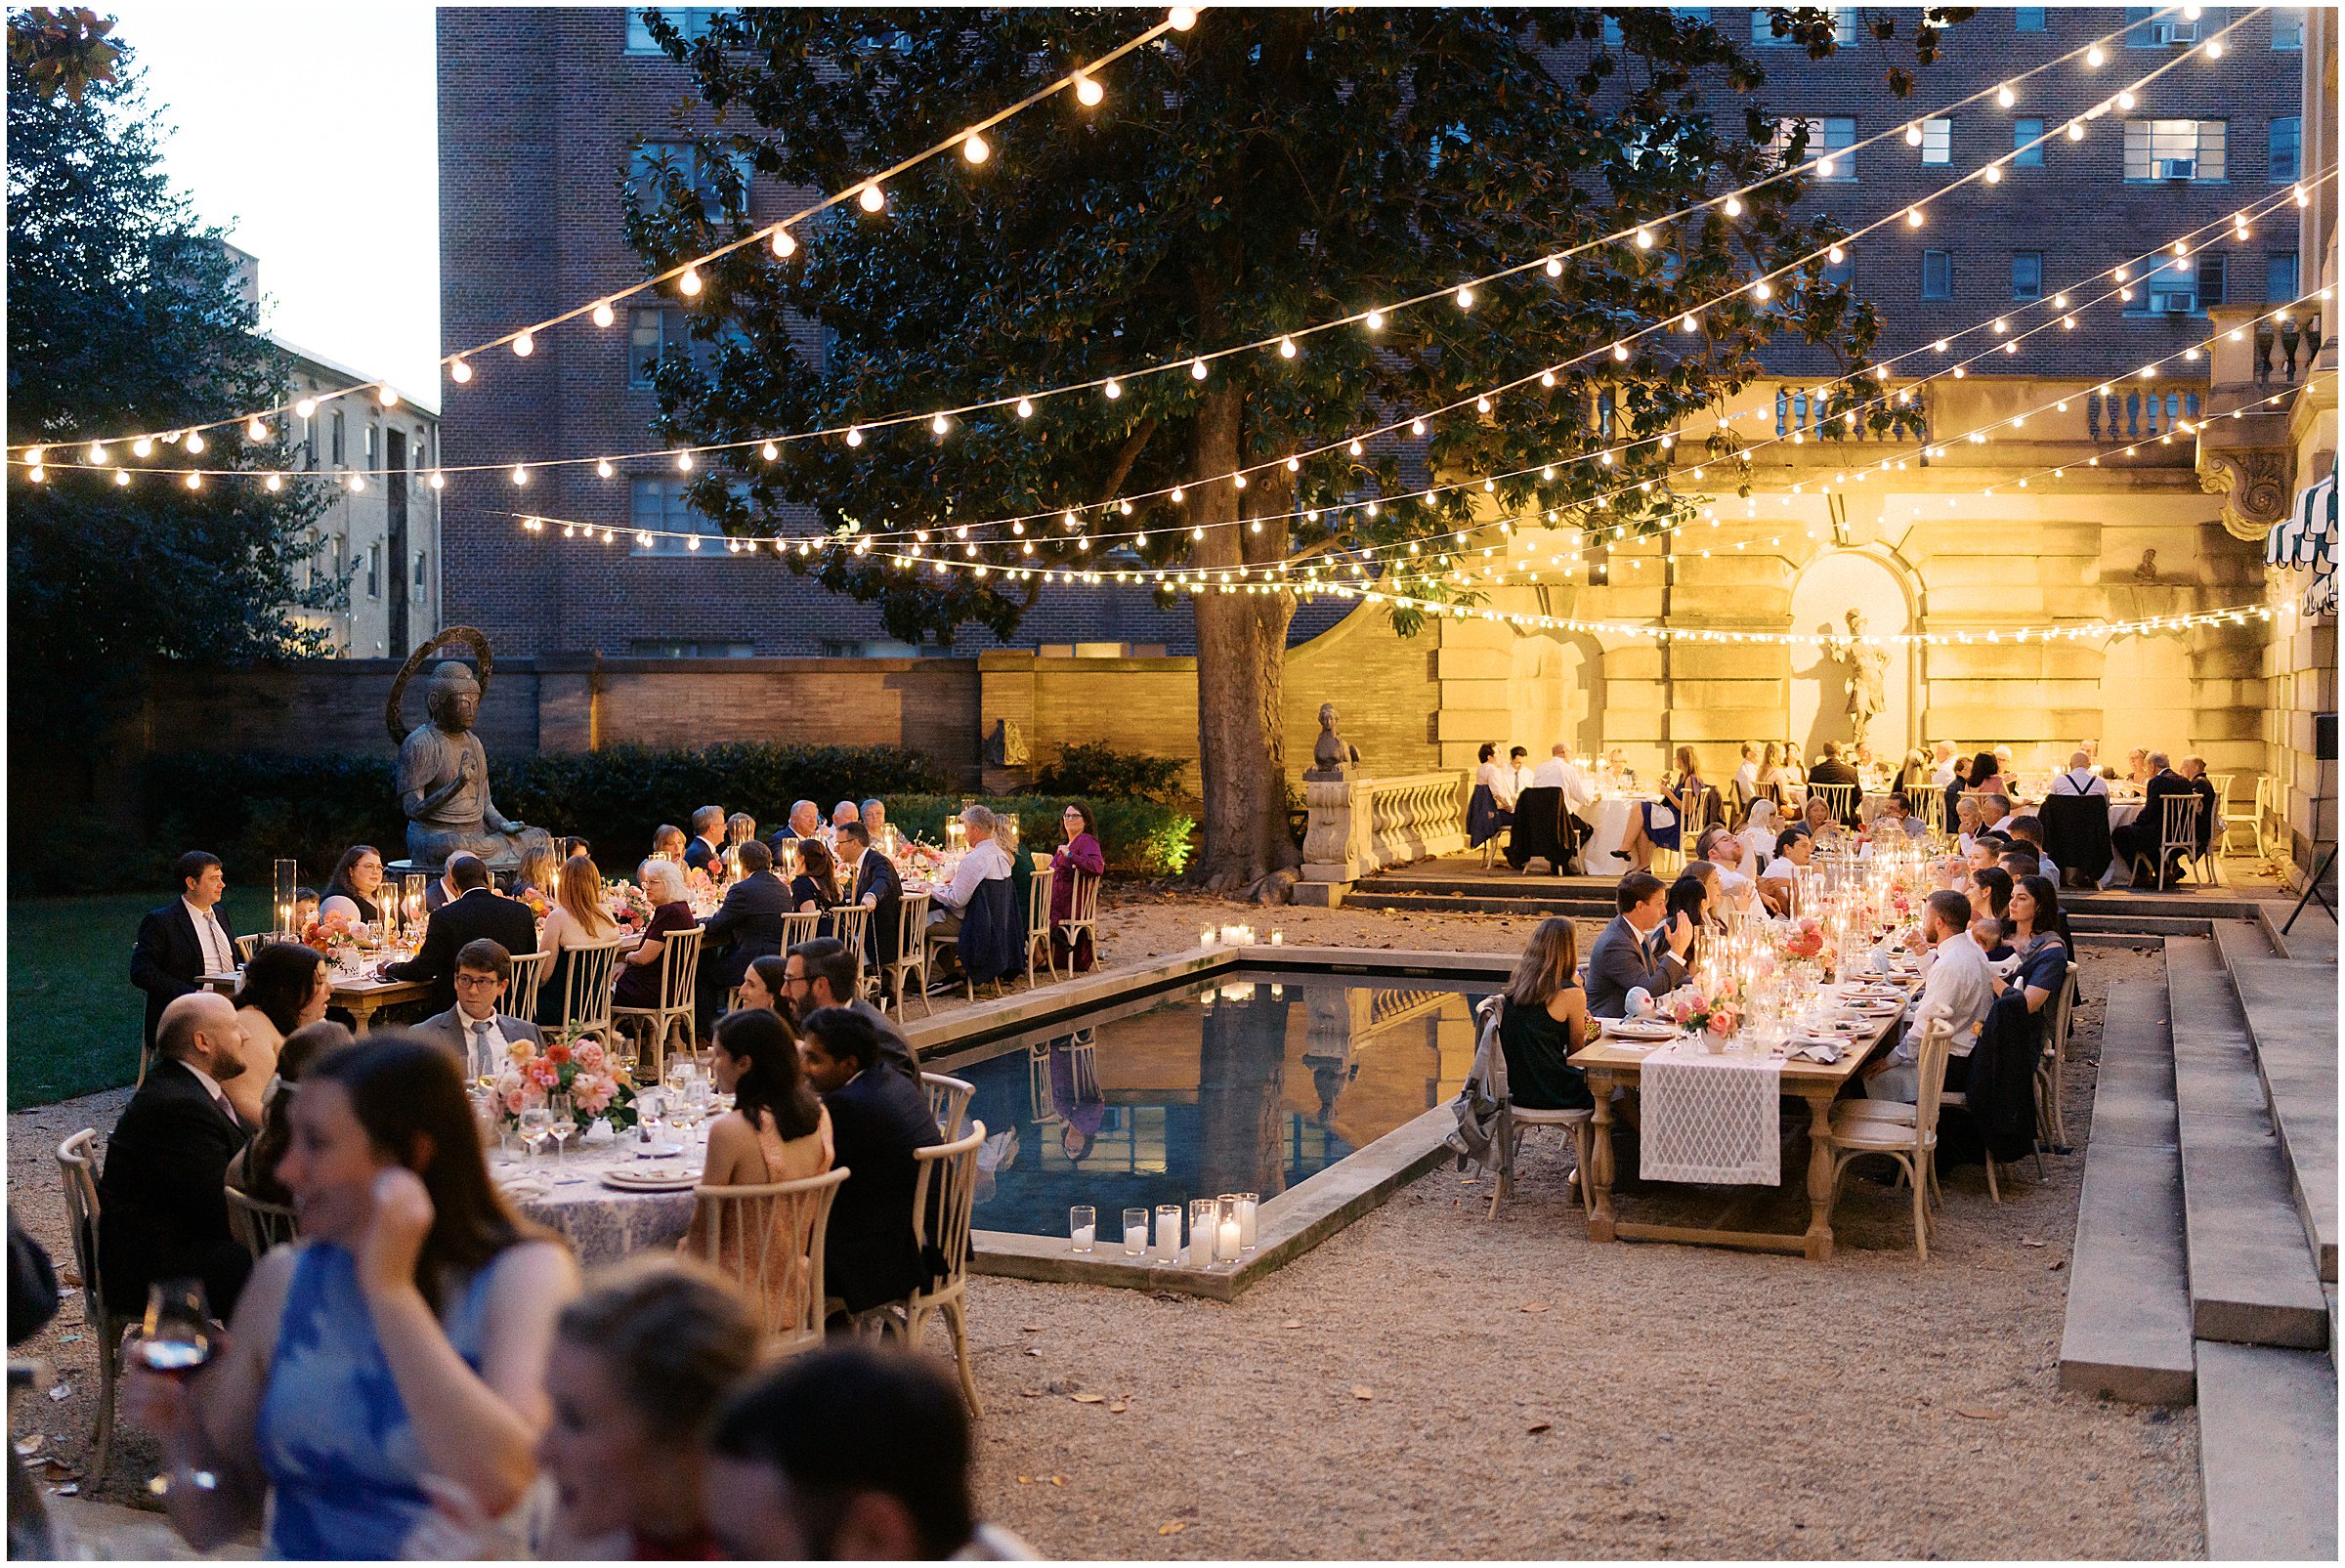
906, 943, 1514, 1298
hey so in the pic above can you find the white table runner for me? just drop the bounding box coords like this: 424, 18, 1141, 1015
1638, 1038, 1783, 1185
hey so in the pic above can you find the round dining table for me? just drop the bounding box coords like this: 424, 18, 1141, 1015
491, 1135, 700, 1266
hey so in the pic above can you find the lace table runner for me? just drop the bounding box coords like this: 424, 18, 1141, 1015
1638, 1038, 1783, 1185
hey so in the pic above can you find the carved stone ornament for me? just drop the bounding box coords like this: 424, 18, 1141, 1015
2199, 447, 2296, 541
985, 717, 1029, 769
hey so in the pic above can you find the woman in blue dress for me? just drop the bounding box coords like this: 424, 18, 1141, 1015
125, 1035, 577, 1559
1621, 745, 1704, 872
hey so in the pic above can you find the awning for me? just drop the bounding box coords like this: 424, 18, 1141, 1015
2268, 464, 2336, 571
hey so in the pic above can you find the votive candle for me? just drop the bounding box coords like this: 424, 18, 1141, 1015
1188, 1200, 1216, 1268
1155, 1204, 1182, 1262
1123, 1208, 1148, 1256
1217, 1213, 1242, 1263
1235, 1193, 1258, 1250
1070, 1205, 1095, 1254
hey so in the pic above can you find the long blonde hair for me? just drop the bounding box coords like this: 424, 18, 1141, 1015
1503, 917, 1580, 1010
559, 851, 616, 937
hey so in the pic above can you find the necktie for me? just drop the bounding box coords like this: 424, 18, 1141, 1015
201, 911, 229, 972
212, 1091, 241, 1131
471, 1019, 495, 1079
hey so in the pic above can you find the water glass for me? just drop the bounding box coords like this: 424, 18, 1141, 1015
519, 1098, 552, 1165
1069, 1205, 1096, 1254
1123, 1207, 1149, 1256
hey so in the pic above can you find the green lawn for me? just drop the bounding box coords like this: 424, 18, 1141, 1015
8, 890, 270, 1111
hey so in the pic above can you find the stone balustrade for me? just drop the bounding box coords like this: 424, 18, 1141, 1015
1296, 770, 1469, 906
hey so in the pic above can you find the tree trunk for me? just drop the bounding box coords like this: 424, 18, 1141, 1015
1187, 379, 1300, 898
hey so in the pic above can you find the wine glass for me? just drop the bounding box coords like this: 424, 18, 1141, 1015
138, 1279, 216, 1497
518, 1094, 553, 1165
546, 1093, 576, 1165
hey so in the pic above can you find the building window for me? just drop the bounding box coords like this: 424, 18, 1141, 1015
1753, 7, 1853, 45
2269, 251, 2300, 301
2270, 116, 2301, 182
364, 423, 377, 465
304, 415, 319, 470
2273, 12, 2304, 49
2123, 119, 2226, 182
624, 7, 728, 56
330, 410, 346, 466
2137, 261, 2203, 315
364, 543, 380, 599
2126, 5, 2212, 48
1772, 115, 1857, 179
2015, 6, 2047, 29
412, 551, 428, 592
1921, 250, 1953, 301
630, 140, 753, 223
413, 430, 430, 469
1919, 118, 1952, 165
630, 639, 755, 657
630, 307, 685, 390
818, 638, 923, 658
629, 476, 735, 556
2011, 251, 2043, 301
2013, 118, 2045, 167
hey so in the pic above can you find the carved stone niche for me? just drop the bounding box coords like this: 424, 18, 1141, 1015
2196, 416, 2296, 542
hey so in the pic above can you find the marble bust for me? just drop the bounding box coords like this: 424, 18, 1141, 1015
1304, 701, 1360, 782
397, 661, 549, 870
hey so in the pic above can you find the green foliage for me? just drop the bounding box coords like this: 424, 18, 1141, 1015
885, 795, 1196, 877
6, 7, 120, 103
1028, 742, 1188, 806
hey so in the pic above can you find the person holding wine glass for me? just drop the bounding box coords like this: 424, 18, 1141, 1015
123, 1035, 576, 1559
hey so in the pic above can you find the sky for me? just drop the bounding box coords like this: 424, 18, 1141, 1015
107, 2, 442, 403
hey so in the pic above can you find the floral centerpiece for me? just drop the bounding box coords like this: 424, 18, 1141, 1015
684, 865, 717, 903
1667, 976, 1743, 1038
604, 878, 654, 930
494, 1030, 638, 1132
1782, 915, 1827, 961
301, 910, 360, 968
515, 885, 550, 919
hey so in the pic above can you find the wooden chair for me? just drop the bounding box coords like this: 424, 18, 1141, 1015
1808, 781, 1859, 825
611, 924, 704, 1079
2212, 773, 2264, 861
853, 1122, 986, 1415
682, 1166, 848, 1359
921, 1072, 975, 1139
2134, 793, 2210, 890
1913, 784, 1948, 834
506, 950, 554, 1024
226, 1186, 299, 1262
543, 938, 625, 1042
2251, 774, 2279, 860
885, 891, 934, 1017
2033, 962, 2080, 1157
234, 934, 262, 964
775, 909, 824, 953
826, 905, 873, 981
1482, 1102, 1597, 1222
1022, 865, 1058, 987
55, 1131, 125, 1490
1057, 867, 1102, 971
1825, 1018, 1952, 1260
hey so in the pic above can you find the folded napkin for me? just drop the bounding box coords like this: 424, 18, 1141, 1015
1786, 1040, 1844, 1063
495, 1171, 553, 1203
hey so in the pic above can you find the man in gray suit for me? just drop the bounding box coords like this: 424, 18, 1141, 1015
412, 939, 543, 1078
1584, 871, 1693, 1019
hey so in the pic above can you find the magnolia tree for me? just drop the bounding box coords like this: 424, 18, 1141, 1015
628, 6, 1958, 896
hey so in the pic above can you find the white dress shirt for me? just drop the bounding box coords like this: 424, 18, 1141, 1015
1473, 761, 1517, 811
1929, 762, 1957, 789
1513, 764, 1537, 797
939, 836, 1013, 911
2049, 767, 2109, 797
1528, 759, 1599, 820
458, 1009, 511, 1080
185, 898, 235, 975
1732, 761, 1759, 796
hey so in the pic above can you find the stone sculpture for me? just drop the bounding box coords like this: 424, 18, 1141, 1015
1827, 609, 1890, 750
1304, 701, 1360, 782
396, 659, 549, 871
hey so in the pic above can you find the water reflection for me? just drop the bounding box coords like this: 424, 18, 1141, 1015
948, 972, 1490, 1238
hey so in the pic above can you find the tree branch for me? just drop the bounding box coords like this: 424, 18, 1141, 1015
1091, 414, 1159, 507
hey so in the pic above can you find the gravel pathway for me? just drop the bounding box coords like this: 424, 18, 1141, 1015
6, 901, 2199, 1558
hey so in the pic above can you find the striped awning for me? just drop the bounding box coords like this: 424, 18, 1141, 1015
2268, 465, 2337, 571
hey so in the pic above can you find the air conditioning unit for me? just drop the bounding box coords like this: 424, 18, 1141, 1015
2152, 292, 2196, 315
2150, 19, 2196, 45
2157, 157, 2198, 181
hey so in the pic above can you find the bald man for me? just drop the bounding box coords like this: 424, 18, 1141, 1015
99, 992, 256, 1316
2048, 748, 2108, 797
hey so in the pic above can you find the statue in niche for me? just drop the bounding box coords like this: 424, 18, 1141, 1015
1825, 609, 1890, 751
1304, 702, 1360, 782
395, 659, 550, 870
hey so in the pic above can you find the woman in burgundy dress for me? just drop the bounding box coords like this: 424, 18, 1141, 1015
1048, 802, 1107, 973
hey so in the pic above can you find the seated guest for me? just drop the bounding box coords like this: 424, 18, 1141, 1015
831, 800, 860, 832
318, 844, 389, 935
416, 938, 544, 1077
704, 1344, 1031, 1561
1047, 803, 1107, 974
123, 1036, 577, 1559
558, 834, 593, 861
1941, 755, 1972, 826
768, 800, 825, 858
227, 1019, 351, 1208
510, 841, 561, 906
130, 849, 236, 1056
1753, 742, 1788, 807
1877, 792, 1929, 840
860, 798, 892, 853
383, 853, 536, 1018
1730, 742, 1760, 805
1975, 792, 2016, 842
1528, 742, 1599, 865
1966, 866, 2016, 956
1928, 741, 1960, 789
1803, 740, 1863, 826
1665, 863, 1722, 965
1952, 793, 1984, 848
290, 886, 320, 935
652, 825, 688, 864
2111, 750, 2194, 878
534, 853, 621, 1026
790, 838, 841, 914
925, 805, 1012, 943
1509, 745, 1535, 799
1799, 792, 1847, 845
2004, 873, 2074, 978
1998, 851, 2044, 884
1967, 749, 2006, 797
2182, 753, 2223, 851
735, 954, 791, 1016
1866, 889, 1993, 1102
2123, 746, 2153, 787
1737, 798, 1781, 874
229, 940, 330, 1125
2048, 748, 2109, 798
1781, 742, 1808, 789
1896, 748, 1931, 795
725, 811, 759, 849
529, 1258, 759, 1560
784, 937, 920, 1081
797, 1008, 939, 1315
840, 821, 904, 973
1584, 871, 1692, 1019
701, 838, 791, 1024
1758, 826, 1813, 914
1470, 742, 1517, 851
1698, 827, 1759, 912
2003, 814, 2054, 869
684, 806, 727, 873
614, 858, 699, 1015
1621, 746, 1702, 872
1473, 741, 1519, 811
1491, 917, 1593, 1110
685, 1010, 833, 1319
99, 991, 255, 1320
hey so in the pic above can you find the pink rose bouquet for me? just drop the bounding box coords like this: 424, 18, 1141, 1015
497, 1027, 638, 1131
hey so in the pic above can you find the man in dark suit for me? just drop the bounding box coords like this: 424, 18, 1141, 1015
838, 821, 902, 975
700, 837, 791, 1023
2111, 750, 2195, 883
98, 991, 255, 1318
129, 850, 238, 1054
684, 805, 726, 873
1584, 870, 1693, 1019
1803, 741, 1864, 826
800, 1006, 939, 1315
382, 854, 537, 1016
765, 799, 826, 865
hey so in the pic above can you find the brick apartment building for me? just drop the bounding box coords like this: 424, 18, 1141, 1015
435, 6, 2311, 663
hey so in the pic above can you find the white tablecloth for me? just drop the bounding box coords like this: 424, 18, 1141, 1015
492, 1137, 699, 1266
1580, 797, 1643, 874
1638, 1038, 1783, 1185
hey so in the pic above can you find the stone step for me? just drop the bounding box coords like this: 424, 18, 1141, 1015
2196, 1341, 2338, 1561
2208, 932, 2339, 1285
2164, 939, 2330, 1348
2058, 960, 2198, 1405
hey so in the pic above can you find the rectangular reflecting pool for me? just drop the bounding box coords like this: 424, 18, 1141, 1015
927, 968, 1495, 1242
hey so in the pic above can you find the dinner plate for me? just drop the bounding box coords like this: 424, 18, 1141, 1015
600, 1168, 704, 1192
1604, 1020, 1681, 1042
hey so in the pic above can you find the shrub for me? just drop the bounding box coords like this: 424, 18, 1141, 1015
1027, 742, 1188, 806
884, 794, 1195, 877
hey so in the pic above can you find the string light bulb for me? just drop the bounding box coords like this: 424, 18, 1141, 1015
592, 301, 615, 327
1104, 378, 1123, 400
133, 437, 152, 457
379, 388, 400, 408
845, 426, 864, 446
184, 432, 205, 454
113, 468, 130, 487
1723, 195, 1742, 217
1016, 398, 1035, 418
772, 228, 798, 258
858, 184, 885, 213
1905, 206, 1925, 227
1074, 73, 1103, 106
245, 417, 268, 441
679, 266, 703, 297
761, 441, 779, 460
1996, 83, 2016, 107
596, 459, 615, 479
1983, 163, 2002, 184
1190, 358, 1209, 380
1455, 285, 1474, 310
962, 132, 990, 164
1169, 6, 1196, 28
2115, 89, 2136, 110
1904, 123, 1924, 147
2085, 44, 2105, 66
1545, 256, 1562, 277
86, 441, 107, 464
1364, 310, 1385, 331
2203, 38, 2223, 58
1634, 228, 1653, 249
2066, 119, 2084, 141
184, 471, 201, 490
449, 360, 472, 383
513, 332, 534, 357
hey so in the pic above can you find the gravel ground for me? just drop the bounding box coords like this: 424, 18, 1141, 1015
6, 903, 2200, 1558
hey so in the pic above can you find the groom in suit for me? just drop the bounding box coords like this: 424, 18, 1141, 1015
99, 991, 256, 1317
130, 851, 239, 1055
1584, 871, 1693, 1019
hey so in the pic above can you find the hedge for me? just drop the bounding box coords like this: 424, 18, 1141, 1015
129, 745, 1194, 885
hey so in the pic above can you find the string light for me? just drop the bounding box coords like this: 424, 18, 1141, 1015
512, 332, 534, 357
592, 301, 616, 327
962, 132, 990, 165
1074, 73, 1103, 106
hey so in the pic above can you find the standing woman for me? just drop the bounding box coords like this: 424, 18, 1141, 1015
1049, 802, 1108, 974
1488, 917, 1594, 1112
122, 1037, 576, 1559
228, 942, 332, 1127
535, 852, 618, 1026
789, 840, 841, 915
319, 845, 388, 935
